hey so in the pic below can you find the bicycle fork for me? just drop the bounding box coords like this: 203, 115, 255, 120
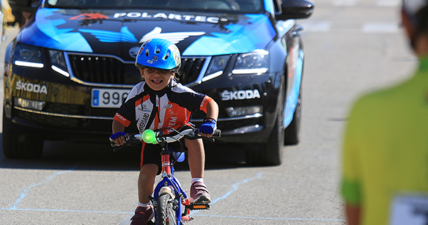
151, 145, 209, 224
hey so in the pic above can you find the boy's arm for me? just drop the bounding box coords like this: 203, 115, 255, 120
199, 99, 219, 137
111, 120, 127, 146
205, 99, 219, 122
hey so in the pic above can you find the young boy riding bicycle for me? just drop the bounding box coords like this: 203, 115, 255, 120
109, 38, 219, 225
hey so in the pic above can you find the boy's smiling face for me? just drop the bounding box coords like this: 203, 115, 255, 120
140, 67, 175, 91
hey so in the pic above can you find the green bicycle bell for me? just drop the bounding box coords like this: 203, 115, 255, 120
142, 129, 157, 144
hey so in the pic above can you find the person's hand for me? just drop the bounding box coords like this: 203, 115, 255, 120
199, 118, 216, 137
109, 132, 128, 146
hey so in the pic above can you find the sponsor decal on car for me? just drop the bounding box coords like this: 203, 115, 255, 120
70, 13, 109, 20
16, 80, 47, 94
113, 12, 228, 23
221, 89, 261, 101
79, 26, 205, 45
182, 14, 275, 56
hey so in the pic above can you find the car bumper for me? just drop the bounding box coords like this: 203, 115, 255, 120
6, 69, 281, 144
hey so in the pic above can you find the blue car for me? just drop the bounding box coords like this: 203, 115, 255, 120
3, 0, 313, 165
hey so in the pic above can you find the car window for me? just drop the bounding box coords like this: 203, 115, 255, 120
46, 0, 263, 12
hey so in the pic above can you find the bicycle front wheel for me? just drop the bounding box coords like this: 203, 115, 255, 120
156, 193, 178, 225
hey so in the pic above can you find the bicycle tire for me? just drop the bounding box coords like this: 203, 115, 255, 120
156, 193, 178, 225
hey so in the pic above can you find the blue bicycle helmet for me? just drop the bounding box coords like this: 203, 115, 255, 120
135, 38, 181, 71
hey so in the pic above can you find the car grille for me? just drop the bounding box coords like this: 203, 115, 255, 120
68, 54, 206, 85
68, 55, 126, 84
178, 58, 206, 85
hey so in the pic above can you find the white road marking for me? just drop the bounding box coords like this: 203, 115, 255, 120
377, 0, 400, 6
333, 0, 356, 6
362, 23, 399, 33
299, 22, 332, 32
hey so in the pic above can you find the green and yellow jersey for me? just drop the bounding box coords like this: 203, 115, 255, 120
341, 57, 428, 225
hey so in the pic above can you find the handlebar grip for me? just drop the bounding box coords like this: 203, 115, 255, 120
213, 129, 221, 138
111, 135, 141, 152
199, 129, 221, 143
112, 143, 126, 152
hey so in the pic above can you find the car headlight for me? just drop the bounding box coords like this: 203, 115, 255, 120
202, 55, 230, 82
232, 50, 269, 75
13, 44, 44, 68
49, 50, 69, 77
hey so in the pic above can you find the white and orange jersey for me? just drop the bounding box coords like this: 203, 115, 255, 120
113, 80, 213, 134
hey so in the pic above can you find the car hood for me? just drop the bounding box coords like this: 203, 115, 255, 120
18, 8, 277, 60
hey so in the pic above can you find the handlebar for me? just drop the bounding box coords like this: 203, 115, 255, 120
111, 128, 221, 152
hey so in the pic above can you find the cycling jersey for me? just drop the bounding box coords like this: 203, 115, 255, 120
341, 57, 428, 225
114, 79, 212, 134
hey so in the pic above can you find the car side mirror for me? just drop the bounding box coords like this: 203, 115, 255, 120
275, 0, 314, 20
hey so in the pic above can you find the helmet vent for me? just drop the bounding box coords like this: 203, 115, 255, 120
155, 47, 161, 54
164, 52, 170, 60
145, 49, 149, 56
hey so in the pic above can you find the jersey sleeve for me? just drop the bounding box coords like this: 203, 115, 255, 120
199, 96, 213, 113
341, 99, 364, 205
170, 84, 212, 113
113, 86, 139, 127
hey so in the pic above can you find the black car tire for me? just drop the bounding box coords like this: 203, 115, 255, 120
245, 113, 284, 166
284, 89, 302, 145
2, 114, 44, 159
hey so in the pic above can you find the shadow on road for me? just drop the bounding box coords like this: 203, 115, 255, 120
0, 133, 247, 171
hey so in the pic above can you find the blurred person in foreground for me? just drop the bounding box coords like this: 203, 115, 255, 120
341, 0, 428, 224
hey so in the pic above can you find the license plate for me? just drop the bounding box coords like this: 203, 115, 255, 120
92, 88, 131, 108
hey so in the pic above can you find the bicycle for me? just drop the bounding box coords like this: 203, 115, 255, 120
111, 126, 221, 225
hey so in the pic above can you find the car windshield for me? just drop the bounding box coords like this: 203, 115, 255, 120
46, 0, 263, 12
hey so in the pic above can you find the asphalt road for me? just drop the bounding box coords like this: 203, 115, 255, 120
0, 0, 417, 224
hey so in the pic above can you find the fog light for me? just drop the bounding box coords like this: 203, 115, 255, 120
15, 98, 45, 111
225, 106, 262, 117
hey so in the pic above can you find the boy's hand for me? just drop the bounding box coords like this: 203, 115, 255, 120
109, 132, 128, 146
199, 118, 216, 137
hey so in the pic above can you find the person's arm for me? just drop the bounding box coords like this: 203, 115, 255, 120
111, 119, 127, 146
341, 98, 365, 225
199, 99, 218, 137
345, 203, 361, 225
205, 99, 218, 122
